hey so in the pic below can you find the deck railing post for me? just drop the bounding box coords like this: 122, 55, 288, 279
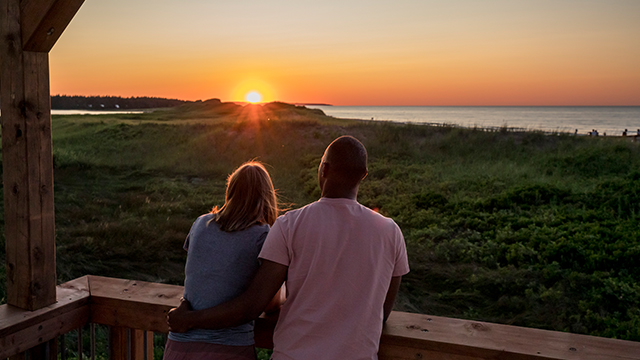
78, 327, 83, 360
24, 340, 57, 360
90, 324, 96, 360
109, 326, 128, 360
131, 330, 153, 360
108, 327, 153, 360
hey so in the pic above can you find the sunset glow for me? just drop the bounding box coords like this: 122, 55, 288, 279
245, 91, 262, 103
48, 1, 640, 105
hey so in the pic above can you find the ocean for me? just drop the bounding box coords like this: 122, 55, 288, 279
307, 106, 640, 136
52, 109, 144, 115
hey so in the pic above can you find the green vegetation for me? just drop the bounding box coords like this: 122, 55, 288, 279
51, 94, 188, 110
1, 102, 639, 357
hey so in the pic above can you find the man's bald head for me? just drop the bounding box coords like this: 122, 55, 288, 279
322, 136, 368, 185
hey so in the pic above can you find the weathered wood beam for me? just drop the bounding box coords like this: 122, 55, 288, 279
1, 0, 57, 311
380, 311, 640, 360
0, 277, 90, 359
88, 275, 184, 333
20, 0, 85, 52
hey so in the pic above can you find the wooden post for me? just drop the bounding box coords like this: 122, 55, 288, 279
107, 327, 153, 360
1, 0, 56, 311
27, 340, 58, 360
131, 330, 154, 360
109, 327, 128, 360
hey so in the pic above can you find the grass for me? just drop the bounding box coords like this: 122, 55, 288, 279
1, 102, 640, 358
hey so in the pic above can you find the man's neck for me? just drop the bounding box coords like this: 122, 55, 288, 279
320, 187, 358, 200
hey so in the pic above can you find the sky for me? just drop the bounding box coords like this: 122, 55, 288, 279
49, 0, 640, 106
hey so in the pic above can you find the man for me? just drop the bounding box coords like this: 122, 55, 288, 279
168, 135, 409, 360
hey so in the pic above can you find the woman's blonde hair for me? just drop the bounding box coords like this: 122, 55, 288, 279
210, 161, 278, 232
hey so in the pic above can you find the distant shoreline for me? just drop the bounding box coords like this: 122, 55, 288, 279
307, 105, 640, 137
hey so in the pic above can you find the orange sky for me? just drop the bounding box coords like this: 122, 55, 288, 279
49, 0, 640, 105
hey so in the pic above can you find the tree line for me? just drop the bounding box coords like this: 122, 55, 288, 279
50, 95, 189, 109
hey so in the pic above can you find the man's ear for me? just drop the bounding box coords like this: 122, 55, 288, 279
320, 162, 330, 178
361, 170, 368, 181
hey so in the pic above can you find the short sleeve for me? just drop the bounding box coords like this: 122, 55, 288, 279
255, 228, 270, 252
392, 224, 410, 277
183, 234, 190, 251
183, 221, 197, 251
183, 214, 206, 252
258, 217, 291, 266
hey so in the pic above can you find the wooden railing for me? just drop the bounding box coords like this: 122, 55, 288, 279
2, 276, 639, 360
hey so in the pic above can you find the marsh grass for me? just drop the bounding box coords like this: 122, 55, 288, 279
1, 103, 640, 354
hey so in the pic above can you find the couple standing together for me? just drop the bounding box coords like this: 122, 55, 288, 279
165, 136, 410, 360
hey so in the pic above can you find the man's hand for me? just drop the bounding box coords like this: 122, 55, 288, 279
167, 298, 193, 333
164, 261, 288, 331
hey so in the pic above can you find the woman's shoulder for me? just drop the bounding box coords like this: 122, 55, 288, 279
194, 213, 215, 223
199, 213, 216, 220
191, 213, 217, 230
246, 222, 270, 234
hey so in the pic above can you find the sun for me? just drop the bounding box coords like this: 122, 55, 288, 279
231, 79, 276, 103
245, 91, 263, 103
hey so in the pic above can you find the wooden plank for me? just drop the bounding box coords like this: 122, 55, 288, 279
91, 303, 170, 334
18, 0, 56, 47
20, 0, 85, 52
8, 352, 25, 360
130, 329, 153, 360
88, 276, 183, 333
88, 276, 184, 308
1, 0, 31, 311
109, 327, 128, 360
0, 276, 89, 339
382, 312, 640, 360
0, 305, 89, 359
23, 50, 57, 310
49, 337, 58, 360
0, 277, 89, 359
28, 339, 58, 360
379, 343, 482, 360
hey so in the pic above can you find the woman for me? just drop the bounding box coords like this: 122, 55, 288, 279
164, 161, 282, 360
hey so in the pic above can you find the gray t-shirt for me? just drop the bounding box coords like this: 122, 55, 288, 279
168, 213, 269, 345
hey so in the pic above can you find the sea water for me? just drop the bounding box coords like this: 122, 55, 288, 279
52, 109, 144, 115
307, 106, 640, 136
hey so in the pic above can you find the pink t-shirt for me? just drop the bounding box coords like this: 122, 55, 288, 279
259, 197, 410, 360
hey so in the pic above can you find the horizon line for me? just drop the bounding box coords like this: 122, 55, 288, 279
48, 94, 640, 107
